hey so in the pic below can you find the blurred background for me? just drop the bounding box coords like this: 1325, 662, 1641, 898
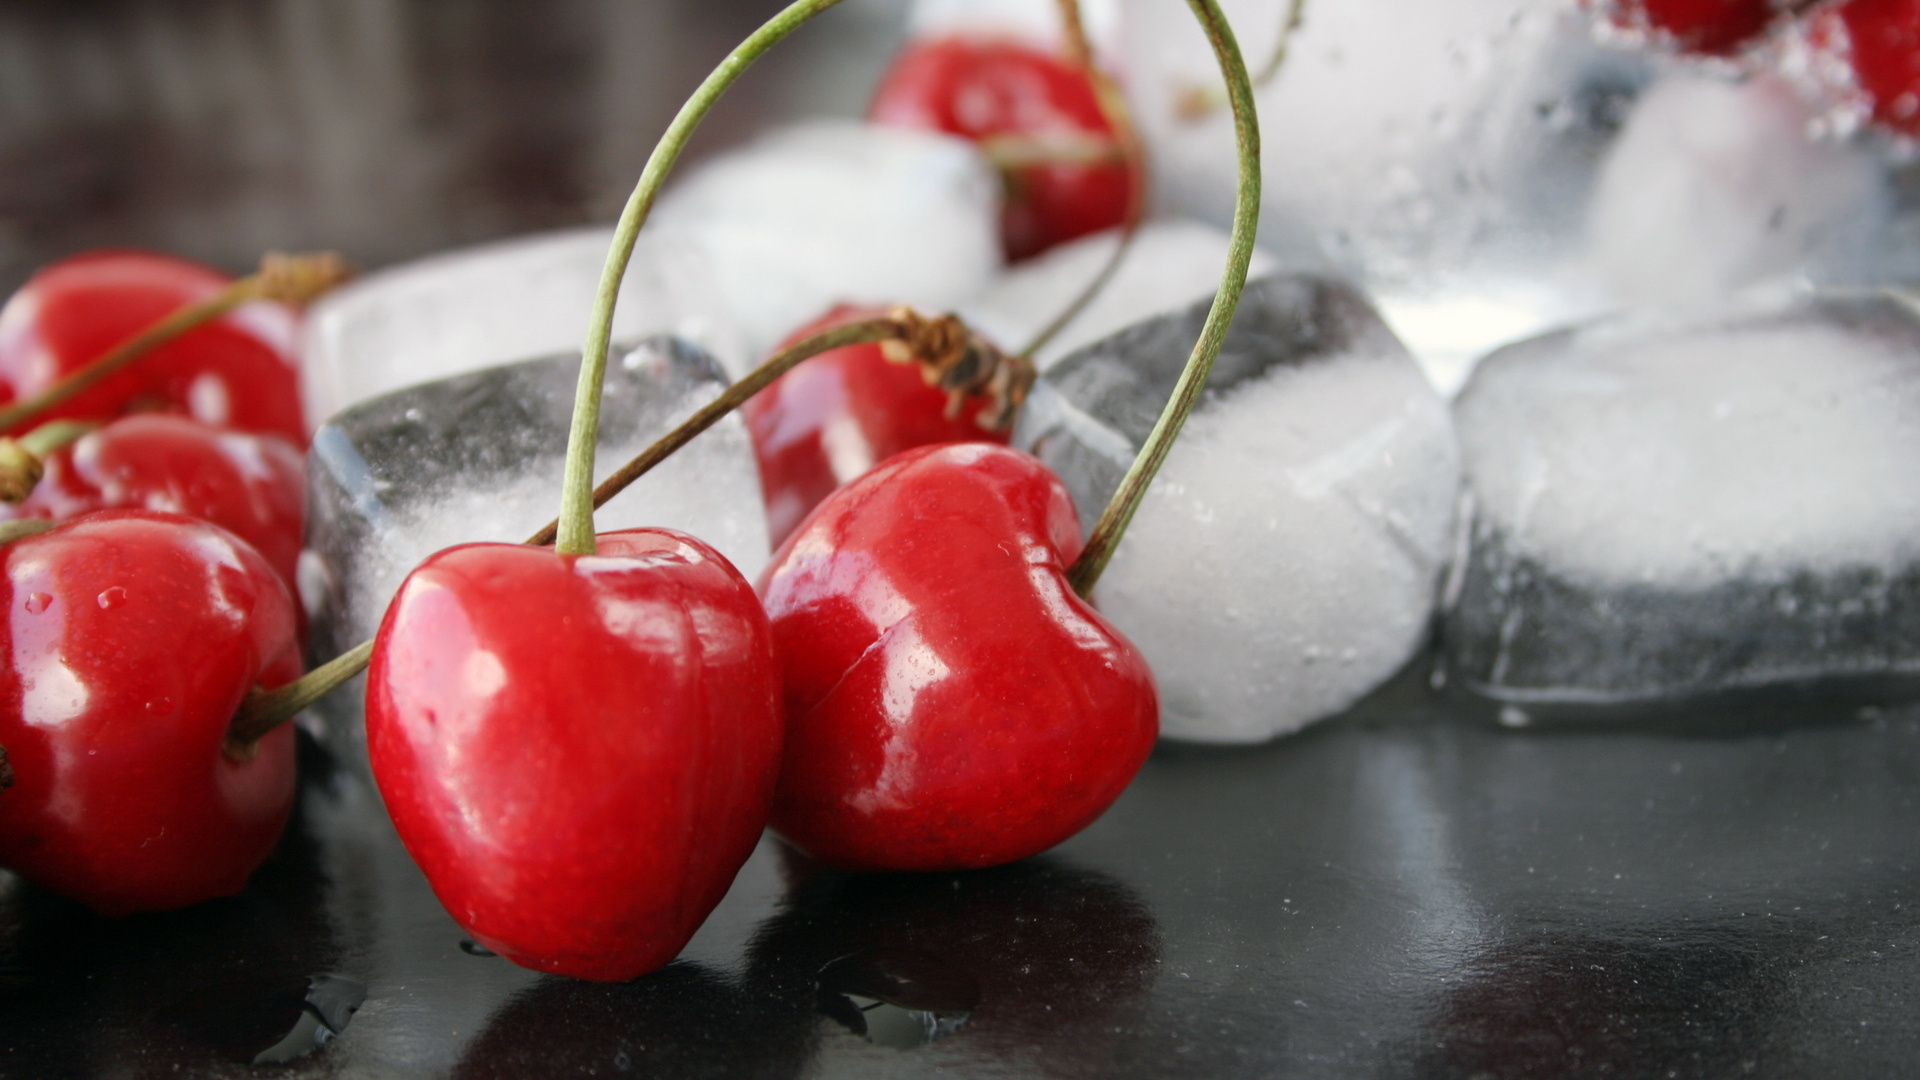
0, 0, 912, 296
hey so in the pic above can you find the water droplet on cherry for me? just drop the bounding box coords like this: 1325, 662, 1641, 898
145, 697, 173, 716
96, 586, 127, 610
23, 592, 50, 614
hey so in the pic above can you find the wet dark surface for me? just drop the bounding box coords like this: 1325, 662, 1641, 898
5, 1, 1920, 1076
1, 667, 1917, 1078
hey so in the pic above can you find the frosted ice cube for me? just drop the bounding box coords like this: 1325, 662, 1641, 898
648, 120, 1002, 367
1116, 0, 1628, 393
300, 227, 738, 430
302, 335, 769, 768
1585, 72, 1886, 311
301, 121, 1000, 426
1015, 274, 1460, 743
1443, 292, 1920, 708
956, 219, 1276, 369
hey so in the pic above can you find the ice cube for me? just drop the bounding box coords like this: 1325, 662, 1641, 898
302, 335, 769, 768
647, 120, 1002, 367
301, 121, 1000, 425
1443, 292, 1920, 708
956, 219, 1276, 369
1584, 71, 1887, 311
1015, 274, 1460, 742
1115, 0, 1633, 394
300, 228, 738, 430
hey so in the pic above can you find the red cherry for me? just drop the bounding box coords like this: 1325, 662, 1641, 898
8, 415, 304, 602
0, 250, 305, 444
1588, 0, 1795, 55
744, 304, 1012, 548
757, 442, 1157, 872
366, 529, 783, 982
0, 510, 300, 916
1800, 0, 1920, 136
870, 37, 1133, 261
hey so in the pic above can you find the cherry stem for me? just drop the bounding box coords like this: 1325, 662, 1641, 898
0, 519, 55, 546
225, 315, 924, 746
0, 420, 98, 504
1065, 0, 1259, 598
1021, 0, 1149, 360
525, 317, 900, 547
0, 252, 348, 436
557, 0, 848, 557
1178, 0, 1303, 120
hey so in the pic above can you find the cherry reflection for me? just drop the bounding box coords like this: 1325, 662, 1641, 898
746, 848, 1161, 1074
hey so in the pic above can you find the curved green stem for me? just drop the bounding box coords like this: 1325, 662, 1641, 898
557, 0, 848, 556
1066, 0, 1259, 598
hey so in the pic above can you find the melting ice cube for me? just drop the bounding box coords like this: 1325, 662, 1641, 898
1444, 291, 1920, 708
302, 121, 1000, 425
301, 336, 768, 768
1015, 274, 1460, 742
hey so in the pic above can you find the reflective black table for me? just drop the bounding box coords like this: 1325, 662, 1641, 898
2, 665, 1917, 1078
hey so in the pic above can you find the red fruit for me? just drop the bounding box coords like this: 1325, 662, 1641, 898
0, 510, 301, 915
1800, 0, 1920, 136
366, 529, 783, 982
1589, 0, 1796, 55
757, 443, 1157, 872
871, 37, 1133, 261
0, 250, 305, 444
745, 304, 1012, 547
9, 415, 304, 601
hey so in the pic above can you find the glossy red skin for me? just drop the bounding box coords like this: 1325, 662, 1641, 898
745, 304, 1011, 548
871, 37, 1133, 261
1808, 0, 1920, 136
757, 443, 1157, 872
1589, 0, 1792, 54
0, 510, 300, 916
7, 415, 304, 600
0, 250, 305, 444
366, 529, 783, 982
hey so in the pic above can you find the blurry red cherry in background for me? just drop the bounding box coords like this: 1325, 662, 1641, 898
0, 250, 306, 445
744, 304, 1012, 547
7, 415, 305, 603
1589, 0, 1800, 55
0, 510, 301, 916
871, 37, 1133, 261
758, 443, 1157, 872
1799, 0, 1920, 137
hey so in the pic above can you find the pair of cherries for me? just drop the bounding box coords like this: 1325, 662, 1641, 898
1596, 0, 1920, 139
363, 31, 1158, 982
0, 251, 309, 916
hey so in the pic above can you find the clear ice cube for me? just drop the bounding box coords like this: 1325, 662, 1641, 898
302, 335, 770, 768
1443, 292, 1920, 710
1015, 274, 1461, 743
301, 121, 1001, 426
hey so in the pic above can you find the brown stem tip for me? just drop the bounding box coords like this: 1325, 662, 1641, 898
880, 307, 1035, 431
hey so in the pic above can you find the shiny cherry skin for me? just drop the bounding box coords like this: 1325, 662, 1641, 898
0, 510, 301, 916
744, 304, 1012, 548
1588, 0, 1794, 55
366, 529, 783, 982
8, 415, 304, 601
757, 443, 1157, 872
1802, 0, 1920, 136
0, 250, 305, 444
871, 37, 1133, 261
